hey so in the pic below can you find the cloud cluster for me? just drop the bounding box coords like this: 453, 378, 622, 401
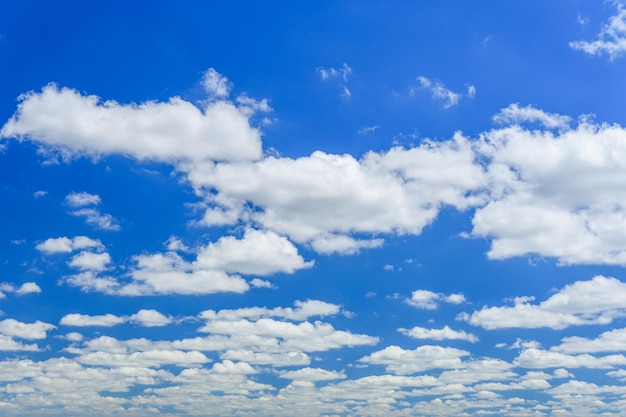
8, 73, 626, 268
415, 76, 475, 108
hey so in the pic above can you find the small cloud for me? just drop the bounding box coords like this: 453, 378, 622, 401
415, 76, 475, 108
70, 208, 120, 231
33, 190, 48, 199
202, 68, 231, 98
383, 264, 394, 271
577, 14, 589, 26
250, 278, 276, 289
317, 63, 353, 99
406, 290, 467, 309
358, 125, 380, 135
493, 103, 571, 129
65, 191, 101, 207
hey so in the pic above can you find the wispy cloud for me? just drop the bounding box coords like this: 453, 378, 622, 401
570, 1, 626, 61
317, 63, 353, 98
414, 76, 475, 108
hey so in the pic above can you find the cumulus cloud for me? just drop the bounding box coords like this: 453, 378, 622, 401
0, 319, 55, 339
64, 230, 311, 296
195, 228, 313, 275
359, 345, 470, 374
280, 367, 346, 382
406, 290, 466, 309
0, 282, 41, 297
400, 325, 478, 343
515, 348, 626, 369
68, 251, 111, 271
570, 1, 626, 60
186, 135, 486, 253
60, 310, 173, 327
415, 76, 475, 108
36, 236, 103, 254
462, 276, 626, 330
65, 191, 101, 207
555, 327, 626, 354
0, 81, 263, 163
471, 118, 626, 265
492, 103, 571, 129
202, 68, 231, 98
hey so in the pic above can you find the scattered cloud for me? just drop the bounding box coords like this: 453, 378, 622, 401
317, 63, 353, 98
407, 290, 466, 309
60, 310, 173, 327
36, 236, 103, 254
33, 190, 47, 198
0, 282, 41, 297
400, 325, 478, 343
414, 76, 475, 108
493, 103, 571, 129
358, 125, 380, 135
65, 191, 101, 207
570, 1, 626, 60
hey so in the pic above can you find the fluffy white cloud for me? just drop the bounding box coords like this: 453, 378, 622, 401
471, 119, 626, 265
492, 103, 571, 129
406, 290, 466, 309
65, 191, 101, 207
359, 345, 470, 375
60, 313, 125, 327
202, 68, 231, 98
400, 325, 478, 343
570, 1, 626, 60
0, 81, 263, 163
0, 282, 41, 297
195, 228, 313, 275
186, 135, 486, 253
0, 319, 55, 339
555, 327, 626, 354
128, 309, 173, 327
68, 251, 111, 271
0, 335, 41, 351
515, 348, 626, 369
415, 76, 475, 108
200, 299, 341, 322
36, 236, 102, 254
60, 310, 172, 327
280, 367, 346, 382
463, 276, 626, 330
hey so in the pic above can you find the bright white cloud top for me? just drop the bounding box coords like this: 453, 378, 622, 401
1, 1, 626, 416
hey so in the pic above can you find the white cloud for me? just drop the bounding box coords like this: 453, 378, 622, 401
186, 135, 486, 253
33, 190, 47, 198
359, 345, 470, 375
280, 367, 346, 382
471, 119, 626, 265
317, 63, 352, 98
68, 251, 111, 271
555, 327, 626, 354
202, 68, 231, 98
128, 309, 173, 327
36, 236, 103, 254
195, 228, 313, 276
0, 282, 41, 297
515, 348, 626, 369
65, 191, 101, 207
400, 325, 478, 343
463, 276, 626, 330
60, 313, 125, 327
0, 82, 263, 163
0, 335, 41, 351
249, 278, 276, 289
407, 290, 466, 309
415, 76, 475, 108
199, 299, 341, 322
570, 1, 626, 60
69, 208, 120, 231
0, 319, 55, 339
492, 103, 571, 129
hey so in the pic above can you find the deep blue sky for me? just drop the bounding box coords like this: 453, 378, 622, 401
2, 1, 626, 416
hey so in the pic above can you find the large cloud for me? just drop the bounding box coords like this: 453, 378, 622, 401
1, 78, 262, 163
462, 276, 626, 330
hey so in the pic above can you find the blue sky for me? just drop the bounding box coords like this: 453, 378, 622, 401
2, 1, 626, 416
